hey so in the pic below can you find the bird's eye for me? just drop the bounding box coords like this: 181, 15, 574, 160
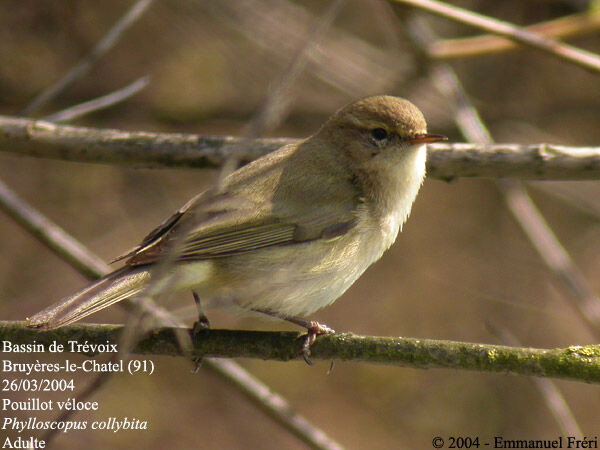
370, 128, 388, 142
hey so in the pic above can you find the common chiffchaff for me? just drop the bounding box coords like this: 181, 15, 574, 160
28, 95, 446, 359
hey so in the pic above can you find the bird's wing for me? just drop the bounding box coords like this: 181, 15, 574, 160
111, 191, 204, 263
119, 142, 363, 266
123, 198, 358, 266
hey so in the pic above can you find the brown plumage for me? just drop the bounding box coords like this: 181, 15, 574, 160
27, 96, 446, 359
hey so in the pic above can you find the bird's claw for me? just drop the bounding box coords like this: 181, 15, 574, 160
192, 315, 211, 335
191, 303, 210, 374
301, 321, 335, 365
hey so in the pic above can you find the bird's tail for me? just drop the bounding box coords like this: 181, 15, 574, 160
27, 267, 151, 330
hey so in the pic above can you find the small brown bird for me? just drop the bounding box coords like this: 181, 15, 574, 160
27, 95, 446, 361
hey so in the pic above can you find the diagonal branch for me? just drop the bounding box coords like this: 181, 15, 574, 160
205, 359, 344, 450
207, 0, 409, 95
0, 178, 108, 279
428, 9, 600, 60
391, 0, 600, 73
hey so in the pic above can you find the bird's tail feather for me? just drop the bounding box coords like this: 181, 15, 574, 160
27, 267, 151, 330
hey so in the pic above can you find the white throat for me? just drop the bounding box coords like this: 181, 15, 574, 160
377, 143, 427, 249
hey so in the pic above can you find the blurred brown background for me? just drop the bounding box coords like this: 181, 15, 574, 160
1, 0, 600, 448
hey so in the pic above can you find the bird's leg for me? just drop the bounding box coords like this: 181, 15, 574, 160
192, 291, 211, 334
252, 309, 335, 365
191, 292, 210, 374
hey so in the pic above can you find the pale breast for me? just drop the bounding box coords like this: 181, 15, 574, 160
195, 145, 427, 318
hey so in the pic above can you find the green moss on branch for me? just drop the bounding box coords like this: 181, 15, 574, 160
2, 321, 599, 384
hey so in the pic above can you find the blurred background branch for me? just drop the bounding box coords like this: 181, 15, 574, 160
42, 76, 150, 124
20, 0, 155, 116
428, 9, 600, 59
392, 0, 600, 73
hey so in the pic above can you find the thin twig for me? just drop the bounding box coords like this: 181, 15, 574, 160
406, 16, 600, 338
2, 116, 600, 179
428, 9, 600, 59
3, 321, 600, 384
43, 76, 150, 123
21, 0, 154, 115
392, 0, 600, 73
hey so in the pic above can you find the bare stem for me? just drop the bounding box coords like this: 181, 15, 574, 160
392, 0, 600, 73
207, 0, 409, 95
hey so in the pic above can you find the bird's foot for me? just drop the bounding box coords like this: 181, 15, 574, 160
192, 314, 211, 335
191, 292, 210, 373
250, 308, 335, 365
300, 321, 335, 366
192, 291, 211, 335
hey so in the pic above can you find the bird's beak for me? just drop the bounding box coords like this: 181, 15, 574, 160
407, 133, 448, 145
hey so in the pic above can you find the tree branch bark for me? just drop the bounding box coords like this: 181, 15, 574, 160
1, 115, 600, 180
3, 321, 600, 384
